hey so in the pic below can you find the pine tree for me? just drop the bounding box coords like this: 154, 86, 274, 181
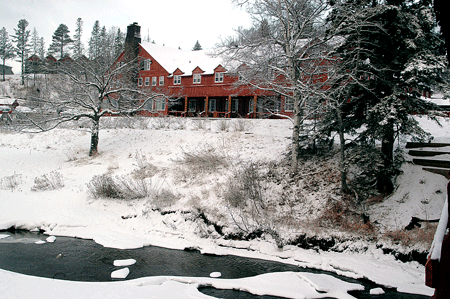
192, 40, 202, 51
38, 37, 45, 58
48, 24, 73, 59
88, 20, 101, 59
0, 27, 15, 81
113, 27, 125, 58
72, 18, 84, 58
31, 27, 41, 56
327, 0, 448, 194
12, 19, 30, 85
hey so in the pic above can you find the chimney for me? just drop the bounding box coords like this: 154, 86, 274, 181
124, 22, 141, 63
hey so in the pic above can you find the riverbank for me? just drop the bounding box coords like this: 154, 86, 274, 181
1, 117, 448, 297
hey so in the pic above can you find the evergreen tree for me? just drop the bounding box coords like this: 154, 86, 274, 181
31, 27, 41, 56
12, 19, 30, 85
48, 24, 73, 59
0, 27, 15, 81
38, 37, 45, 58
327, 0, 448, 194
88, 20, 101, 59
113, 27, 125, 58
192, 40, 202, 51
72, 17, 84, 58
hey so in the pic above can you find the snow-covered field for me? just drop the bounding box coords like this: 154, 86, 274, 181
0, 111, 448, 298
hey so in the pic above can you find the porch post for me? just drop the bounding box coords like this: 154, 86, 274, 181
184, 96, 188, 117
205, 96, 209, 117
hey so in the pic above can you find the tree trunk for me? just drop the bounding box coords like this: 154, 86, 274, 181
336, 106, 349, 193
291, 98, 302, 174
378, 123, 395, 195
89, 118, 100, 156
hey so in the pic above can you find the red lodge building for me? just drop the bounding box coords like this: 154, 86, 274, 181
116, 23, 293, 118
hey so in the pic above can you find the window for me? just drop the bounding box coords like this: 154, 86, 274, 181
208, 99, 216, 112
152, 77, 157, 86
144, 59, 151, 70
155, 98, 165, 111
215, 72, 224, 83
159, 76, 164, 86
188, 100, 196, 112
193, 74, 201, 84
138, 77, 143, 86
231, 98, 238, 113
174, 75, 181, 85
145, 77, 150, 86
284, 97, 294, 112
249, 98, 254, 113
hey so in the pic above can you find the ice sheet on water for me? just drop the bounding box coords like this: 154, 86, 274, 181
111, 267, 130, 279
113, 259, 136, 267
46, 236, 56, 243
0, 234, 9, 239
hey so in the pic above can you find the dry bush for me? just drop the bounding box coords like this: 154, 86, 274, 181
132, 150, 158, 179
214, 119, 230, 132
190, 119, 208, 131
231, 118, 252, 132
32, 171, 64, 191
174, 146, 228, 181
87, 174, 151, 199
151, 117, 172, 130
383, 224, 436, 248
0, 174, 22, 191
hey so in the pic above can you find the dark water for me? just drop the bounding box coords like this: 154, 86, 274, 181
0, 230, 428, 299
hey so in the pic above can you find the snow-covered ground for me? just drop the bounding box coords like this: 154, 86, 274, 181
0, 109, 448, 298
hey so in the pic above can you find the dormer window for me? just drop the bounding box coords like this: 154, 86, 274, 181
193, 74, 201, 84
174, 75, 181, 85
215, 72, 224, 83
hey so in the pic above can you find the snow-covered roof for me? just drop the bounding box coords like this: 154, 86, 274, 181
140, 42, 224, 76
0, 97, 18, 105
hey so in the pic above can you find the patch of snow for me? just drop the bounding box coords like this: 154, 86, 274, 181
46, 236, 56, 243
113, 259, 136, 267
111, 267, 130, 279
209, 272, 221, 278
0, 234, 9, 239
34, 240, 46, 245
370, 287, 385, 295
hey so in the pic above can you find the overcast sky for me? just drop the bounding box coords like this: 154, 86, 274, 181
1, 0, 252, 73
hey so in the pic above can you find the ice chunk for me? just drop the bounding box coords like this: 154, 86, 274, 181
35, 240, 46, 245
0, 234, 10, 239
46, 236, 56, 243
111, 268, 130, 279
113, 259, 136, 267
210, 272, 221, 278
370, 288, 385, 295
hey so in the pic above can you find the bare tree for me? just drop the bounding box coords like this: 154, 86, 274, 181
23, 56, 165, 156
220, 0, 331, 173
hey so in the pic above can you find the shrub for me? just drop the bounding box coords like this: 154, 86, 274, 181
87, 173, 176, 204
0, 173, 22, 191
32, 171, 64, 191
231, 118, 252, 132
214, 119, 230, 132
132, 150, 158, 179
175, 145, 228, 179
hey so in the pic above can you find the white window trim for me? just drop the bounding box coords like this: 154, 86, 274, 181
152, 77, 157, 86
193, 73, 201, 84
159, 76, 164, 86
174, 75, 181, 85
215, 72, 224, 83
144, 77, 150, 86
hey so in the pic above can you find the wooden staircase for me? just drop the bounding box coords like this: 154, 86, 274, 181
407, 142, 450, 179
